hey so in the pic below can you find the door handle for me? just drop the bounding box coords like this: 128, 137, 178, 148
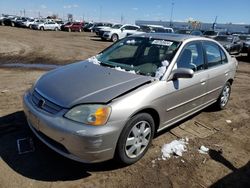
224, 70, 229, 77
200, 79, 206, 85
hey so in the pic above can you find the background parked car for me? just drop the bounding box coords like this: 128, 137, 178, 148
214, 35, 243, 55
93, 22, 113, 34
61, 22, 84, 32
32, 21, 60, 31
238, 34, 250, 56
102, 24, 140, 42
98, 24, 122, 37
83, 22, 94, 32
203, 30, 228, 38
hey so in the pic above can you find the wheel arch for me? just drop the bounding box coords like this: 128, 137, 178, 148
227, 78, 234, 85
129, 108, 161, 135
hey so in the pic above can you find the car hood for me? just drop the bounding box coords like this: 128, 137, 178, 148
35, 61, 153, 108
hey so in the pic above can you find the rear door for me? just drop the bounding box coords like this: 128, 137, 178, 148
202, 41, 230, 103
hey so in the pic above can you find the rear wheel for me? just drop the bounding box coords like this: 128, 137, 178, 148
215, 82, 231, 110
115, 113, 155, 165
55, 27, 59, 31
79, 28, 82, 32
11, 22, 15, 27
111, 34, 118, 42
40, 26, 44, 31
68, 28, 71, 32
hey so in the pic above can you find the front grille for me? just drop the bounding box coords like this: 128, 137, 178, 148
32, 90, 62, 114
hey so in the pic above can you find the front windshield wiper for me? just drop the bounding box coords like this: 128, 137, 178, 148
100, 62, 115, 68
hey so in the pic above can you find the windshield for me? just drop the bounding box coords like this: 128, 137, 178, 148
111, 24, 122, 29
97, 37, 180, 77
215, 36, 233, 42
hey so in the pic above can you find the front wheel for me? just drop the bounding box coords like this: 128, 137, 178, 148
115, 113, 155, 165
40, 26, 44, 31
215, 82, 231, 110
111, 34, 118, 42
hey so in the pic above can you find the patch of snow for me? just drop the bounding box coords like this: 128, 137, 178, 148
161, 138, 188, 159
1, 89, 9, 93
226, 120, 232, 124
198, 145, 209, 154
155, 60, 169, 79
87, 55, 101, 65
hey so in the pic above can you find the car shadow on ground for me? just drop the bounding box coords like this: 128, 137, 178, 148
0, 111, 125, 182
90, 38, 112, 43
210, 149, 250, 187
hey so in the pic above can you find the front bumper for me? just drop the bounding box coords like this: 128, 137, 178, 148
23, 91, 125, 163
102, 32, 112, 40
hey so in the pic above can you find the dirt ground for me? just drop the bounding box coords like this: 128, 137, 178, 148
0, 26, 250, 188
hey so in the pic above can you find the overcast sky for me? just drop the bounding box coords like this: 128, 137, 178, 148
0, 0, 249, 24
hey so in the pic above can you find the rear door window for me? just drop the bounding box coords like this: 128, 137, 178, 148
203, 42, 227, 68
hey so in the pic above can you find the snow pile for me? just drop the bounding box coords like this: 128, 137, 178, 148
161, 138, 188, 159
155, 60, 169, 79
87, 55, 101, 65
198, 145, 209, 154
114, 67, 136, 74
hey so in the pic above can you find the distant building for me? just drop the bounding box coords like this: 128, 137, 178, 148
135, 20, 250, 33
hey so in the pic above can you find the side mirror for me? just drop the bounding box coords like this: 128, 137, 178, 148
168, 68, 194, 81
121, 28, 124, 32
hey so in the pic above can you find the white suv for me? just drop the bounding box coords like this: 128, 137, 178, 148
102, 24, 139, 42
34, 21, 60, 31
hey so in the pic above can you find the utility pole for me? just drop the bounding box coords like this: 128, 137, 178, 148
170, 0, 174, 27
121, 14, 124, 24
212, 16, 217, 30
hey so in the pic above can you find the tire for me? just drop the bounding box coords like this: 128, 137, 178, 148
40, 26, 44, 31
54, 27, 58, 31
115, 113, 155, 165
111, 34, 118, 42
68, 28, 71, 32
79, 28, 82, 32
11, 22, 15, 27
215, 82, 231, 110
29, 25, 32, 29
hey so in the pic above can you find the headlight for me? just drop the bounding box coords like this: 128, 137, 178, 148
64, 105, 111, 126
104, 31, 110, 34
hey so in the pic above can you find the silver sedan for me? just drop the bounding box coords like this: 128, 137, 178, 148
23, 33, 237, 164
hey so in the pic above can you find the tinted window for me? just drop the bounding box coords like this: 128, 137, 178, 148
176, 42, 204, 72
203, 42, 224, 68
